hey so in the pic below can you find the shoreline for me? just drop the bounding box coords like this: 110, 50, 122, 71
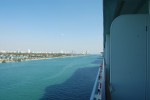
0, 55, 87, 64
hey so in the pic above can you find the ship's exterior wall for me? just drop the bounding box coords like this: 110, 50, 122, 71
110, 15, 148, 100
148, 15, 150, 100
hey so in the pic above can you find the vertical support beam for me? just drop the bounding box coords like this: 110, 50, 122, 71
147, 14, 150, 100
105, 35, 110, 83
104, 35, 111, 100
149, 0, 150, 14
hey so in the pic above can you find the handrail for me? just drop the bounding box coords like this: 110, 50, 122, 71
90, 60, 106, 100
90, 66, 100, 100
101, 60, 106, 100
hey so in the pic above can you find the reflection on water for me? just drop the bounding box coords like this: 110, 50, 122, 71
40, 67, 99, 100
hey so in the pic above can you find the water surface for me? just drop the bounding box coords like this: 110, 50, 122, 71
0, 55, 102, 100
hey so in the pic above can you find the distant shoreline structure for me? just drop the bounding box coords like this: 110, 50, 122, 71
0, 52, 86, 63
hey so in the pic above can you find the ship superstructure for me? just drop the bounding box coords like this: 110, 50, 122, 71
91, 0, 150, 100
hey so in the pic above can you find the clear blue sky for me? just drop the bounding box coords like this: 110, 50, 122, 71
0, 0, 103, 54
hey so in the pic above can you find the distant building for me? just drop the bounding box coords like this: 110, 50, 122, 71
0, 50, 6, 53
60, 50, 64, 54
27, 49, 31, 53
82, 50, 88, 55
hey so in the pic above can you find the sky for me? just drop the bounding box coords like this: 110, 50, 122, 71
0, 0, 103, 54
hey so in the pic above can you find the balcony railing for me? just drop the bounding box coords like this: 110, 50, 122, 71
90, 60, 105, 100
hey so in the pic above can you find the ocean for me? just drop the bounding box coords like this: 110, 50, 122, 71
0, 55, 102, 100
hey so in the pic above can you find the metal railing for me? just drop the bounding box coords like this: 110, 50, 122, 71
90, 60, 105, 100
90, 66, 100, 100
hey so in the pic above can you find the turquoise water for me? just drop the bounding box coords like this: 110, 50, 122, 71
0, 55, 102, 100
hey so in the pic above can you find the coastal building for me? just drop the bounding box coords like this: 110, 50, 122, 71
0, 50, 6, 53
81, 51, 88, 55
60, 50, 64, 54
27, 49, 31, 53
